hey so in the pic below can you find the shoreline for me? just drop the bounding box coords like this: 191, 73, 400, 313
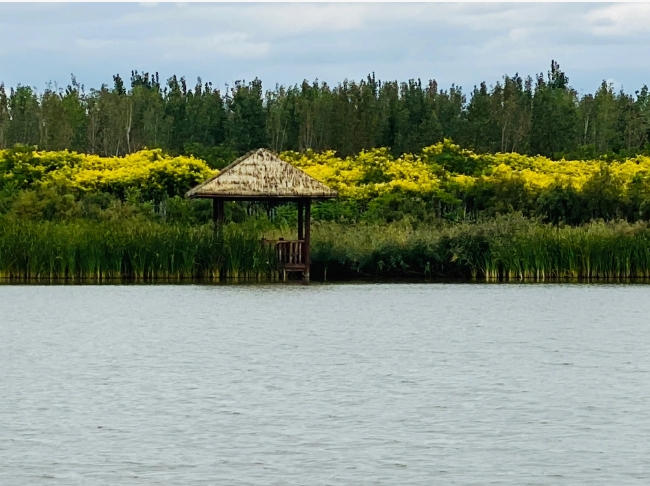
3, 276, 650, 286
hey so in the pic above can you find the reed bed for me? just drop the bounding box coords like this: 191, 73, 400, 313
308, 217, 650, 281
0, 219, 276, 280
2, 216, 650, 281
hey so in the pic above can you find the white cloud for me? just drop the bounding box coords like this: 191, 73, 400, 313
156, 34, 271, 60
117, 3, 404, 37
0, 3, 648, 94
76, 32, 270, 61
587, 3, 650, 36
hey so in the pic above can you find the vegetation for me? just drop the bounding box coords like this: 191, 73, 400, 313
2, 215, 650, 281
4, 61, 650, 281
2, 61, 650, 162
0, 146, 213, 201
0, 218, 275, 280
3, 141, 650, 226
310, 217, 650, 281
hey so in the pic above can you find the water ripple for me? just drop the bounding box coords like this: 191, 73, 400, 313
1, 283, 650, 484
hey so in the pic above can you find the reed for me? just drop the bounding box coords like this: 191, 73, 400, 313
0, 218, 276, 281
3, 215, 650, 281
307, 217, 650, 281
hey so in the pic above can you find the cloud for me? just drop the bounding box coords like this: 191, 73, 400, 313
76, 33, 270, 61
0, 3, 649, 94
587, 3, 650, 36
158, 34, 271, 61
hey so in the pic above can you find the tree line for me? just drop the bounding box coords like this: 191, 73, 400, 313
1, 61, 650, 165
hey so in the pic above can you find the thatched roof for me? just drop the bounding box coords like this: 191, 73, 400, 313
186, 148, 338, 200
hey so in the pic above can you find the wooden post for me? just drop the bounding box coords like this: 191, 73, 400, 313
213, 199, 224, 226
297, 200, 304, 241
303, 199, 311, 284
219, 200, 225, 224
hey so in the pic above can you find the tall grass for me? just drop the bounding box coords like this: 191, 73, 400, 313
3, 215, 650, 281
0, 218, 276, 280
308, 216, 650, 281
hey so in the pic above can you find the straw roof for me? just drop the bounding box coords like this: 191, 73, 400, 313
186, 148, 338, 200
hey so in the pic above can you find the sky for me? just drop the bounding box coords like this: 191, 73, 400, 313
1, 2, 650, 96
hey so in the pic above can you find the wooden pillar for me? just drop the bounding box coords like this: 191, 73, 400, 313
303, 199, 311, 284
213, 199, 224, 226
297, 200, 304, 241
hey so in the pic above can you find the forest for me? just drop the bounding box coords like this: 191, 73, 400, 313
2, 61, 650, 163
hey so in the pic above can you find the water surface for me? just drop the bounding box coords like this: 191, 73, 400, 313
1, 283, 649, 484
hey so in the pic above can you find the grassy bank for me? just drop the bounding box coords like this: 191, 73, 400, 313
0, 219, 275, 280
309, 217, 650, 280
2, 216, 650, 281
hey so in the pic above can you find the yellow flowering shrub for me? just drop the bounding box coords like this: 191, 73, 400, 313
281, 147, 443, 201
0, 148, 215, 201
282, 140, 650, 221
4, 141, 650, 222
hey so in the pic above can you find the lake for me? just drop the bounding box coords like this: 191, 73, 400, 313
1, 283, 649, 484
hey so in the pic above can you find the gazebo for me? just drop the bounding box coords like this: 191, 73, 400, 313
186, 148, 338, 282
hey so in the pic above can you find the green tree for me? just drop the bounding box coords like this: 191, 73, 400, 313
0, 84, 11, 149
226, 79, 266, 154
530, 61, 578, 157
7, 86, 40, 147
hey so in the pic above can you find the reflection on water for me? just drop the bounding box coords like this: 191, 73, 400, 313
1, 284, 649, 484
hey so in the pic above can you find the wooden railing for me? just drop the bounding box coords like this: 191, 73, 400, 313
276, 240, 305, 266
262, 239, 306, 271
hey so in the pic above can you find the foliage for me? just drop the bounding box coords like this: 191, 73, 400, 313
0, 217, 274, 280
3, 216, 650, 281
182, 142, 237, 170
3, 61, 650, 160
0, 146, 215, 202
306, 217, 650, 281
282, 140, 650, 224
4, 141, 650, 226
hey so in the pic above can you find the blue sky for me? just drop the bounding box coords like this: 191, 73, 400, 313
1, 2, 649, 95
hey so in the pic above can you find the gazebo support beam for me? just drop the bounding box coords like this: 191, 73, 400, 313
213, 199, 224, 226
297, 200, 304, 241
303, 199, 311, 284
